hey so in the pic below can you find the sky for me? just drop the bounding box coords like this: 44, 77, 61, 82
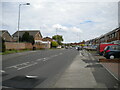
0, 0, 120, 43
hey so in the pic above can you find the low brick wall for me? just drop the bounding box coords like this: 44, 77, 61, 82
25, 43, 33, 49
5, 42, 51, 50
5, 42, 33, 50
33, 43, 51, 49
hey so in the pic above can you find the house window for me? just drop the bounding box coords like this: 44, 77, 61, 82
114, 32, 117, 37
112, 33, 114, 38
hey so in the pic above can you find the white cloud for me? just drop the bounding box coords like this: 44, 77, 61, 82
1, 1, 119, 43
70, 27, 83, 33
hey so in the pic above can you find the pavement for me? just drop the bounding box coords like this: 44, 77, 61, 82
53, 50, 119, 89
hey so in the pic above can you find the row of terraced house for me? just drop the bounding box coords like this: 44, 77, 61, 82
85, 27, 120, 46
0, 30, 54, 50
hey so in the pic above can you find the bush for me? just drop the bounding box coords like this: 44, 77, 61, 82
51, 41, 58, 48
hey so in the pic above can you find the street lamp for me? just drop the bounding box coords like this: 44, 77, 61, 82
17, 3, 30, 43
56, 27, 61, 43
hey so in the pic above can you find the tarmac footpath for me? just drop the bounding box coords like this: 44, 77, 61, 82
53, 50, 119, 89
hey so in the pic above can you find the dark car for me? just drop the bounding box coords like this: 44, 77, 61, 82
103, 45, 120, 59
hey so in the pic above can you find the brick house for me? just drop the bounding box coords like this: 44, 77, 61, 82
12, 30, 43, 43
0, 30, 13, 42
42, 37, 53, 42
12, 30, 51, 49
85, 27, 120, 45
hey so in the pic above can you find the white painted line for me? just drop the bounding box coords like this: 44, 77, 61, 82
59, 53, 63, 55
54, 55, 58, 57
6, 62, 30, 69
0, 70, 5, 73
30, 51, 37, 52
17, 62, 37, 70
36, 58, 42, 61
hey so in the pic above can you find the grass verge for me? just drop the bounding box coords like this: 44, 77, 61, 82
0, 49, 31, 55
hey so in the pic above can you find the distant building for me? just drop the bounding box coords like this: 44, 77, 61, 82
42, 37, 53, 42
12, 30, 43, 43
0, 30, 13, 42
85, 27, 120, 45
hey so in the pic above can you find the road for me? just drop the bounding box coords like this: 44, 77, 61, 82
2, 49, 78, 88
1, 49, 119, 89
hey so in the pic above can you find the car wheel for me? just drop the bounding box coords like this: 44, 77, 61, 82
109, 55, 115, 59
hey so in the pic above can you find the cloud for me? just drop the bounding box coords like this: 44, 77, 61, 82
1, 1, 118, 43
70, 27, 83, 33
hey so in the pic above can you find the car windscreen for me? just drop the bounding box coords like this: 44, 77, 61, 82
109, 45, 120, 50
104, 46, 109, 51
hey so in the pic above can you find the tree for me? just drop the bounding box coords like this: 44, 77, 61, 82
22, 32, 30, 42
51, 41, 58, 48
29, 35, 35, 45
21, 32, 35, 45
52, 35, 63, 45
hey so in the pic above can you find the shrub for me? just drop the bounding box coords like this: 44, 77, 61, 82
51, 41, 58, 48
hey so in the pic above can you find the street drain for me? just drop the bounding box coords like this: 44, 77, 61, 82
2, 75, 46, 88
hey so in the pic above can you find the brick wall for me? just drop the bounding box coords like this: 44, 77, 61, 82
5, 42, 33, 50
5, 42, 50, 50
34, 43, 51, 49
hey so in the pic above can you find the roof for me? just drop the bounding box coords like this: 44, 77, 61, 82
42, 37, 53, 41
12, 30, 42, 38
0, 30, 12, 37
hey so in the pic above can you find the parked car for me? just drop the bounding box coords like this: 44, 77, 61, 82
103, 45, 120, 59
97, 43, 117, 55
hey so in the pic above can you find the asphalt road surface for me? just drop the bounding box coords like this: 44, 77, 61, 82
1, 49, 119, 89
2, 49, 78, 88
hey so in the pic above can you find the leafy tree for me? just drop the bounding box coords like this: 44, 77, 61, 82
52, 35, 63, 45
29, 35, 35, 45
51, 41, 58, 48
22, 32, 30, 42
21, 32, 35, 45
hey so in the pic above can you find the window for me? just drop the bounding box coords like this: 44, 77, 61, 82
114, 32, 117, 37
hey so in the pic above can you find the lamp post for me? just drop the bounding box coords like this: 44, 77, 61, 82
56, 27, 61, 43
17, 3, 30, 43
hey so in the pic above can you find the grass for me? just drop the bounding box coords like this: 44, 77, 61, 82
0, 49, 31, 55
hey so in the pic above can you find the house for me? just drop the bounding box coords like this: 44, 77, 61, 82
85, 27, 120, 45
0, 30, 13, 42
12, 30, 43, 43
42, 37, 53, 42
12, 30, 51, 49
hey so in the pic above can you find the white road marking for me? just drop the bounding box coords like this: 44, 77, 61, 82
30, 51, 37, 52
17, 62, 37, 70
6, 53, 62, 71
6, 62, 30, 69
59, 53, 63, 55
0, 70, 5, 73
36, 58, 42, 61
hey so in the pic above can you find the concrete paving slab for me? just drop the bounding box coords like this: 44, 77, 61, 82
54, 55, 98, 88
